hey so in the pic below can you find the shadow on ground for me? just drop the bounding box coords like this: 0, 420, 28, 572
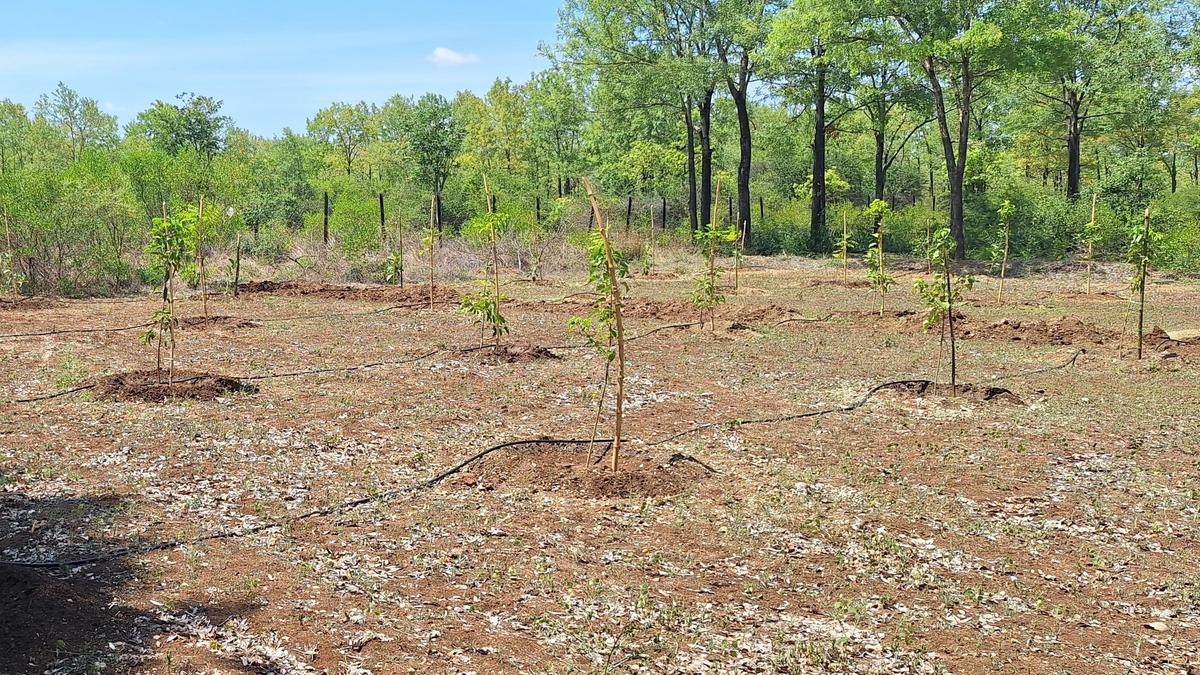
0, 494, 258, 674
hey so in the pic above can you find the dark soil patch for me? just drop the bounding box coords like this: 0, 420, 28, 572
178, 315, 260, 330
956, 316, 1119, 346
0, 565, 137, 673
808, 278, 872, 289
510, 296, 702, 321
0, 296, 58, 311
461, 343, 561, 364
238, 280, 459, 305
881, 380, 1025, 405
93, 370, 257, 402
459, 443, 713, 498
722, 303, 810, 324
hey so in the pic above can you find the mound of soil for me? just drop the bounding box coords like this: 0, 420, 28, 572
723, 303, 812, 325
808, 278, 871, 289
462, 343, 561, 364
461, 443, 713, 498
0, 566, 133, 673
881, 380, 1025, 405
957, 316, 1119, 346
0, 296, 58, 311
238, 280, 459, 305
1145, 326, 1200, 359
178, 315, 260, 330
93, 370, 257, 402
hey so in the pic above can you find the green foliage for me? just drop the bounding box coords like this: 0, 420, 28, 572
568, 230, 629, 361
913, 228, 976, 330
384, 251, 404, 285
459, 279, 509, 342
144, 209, 197, 285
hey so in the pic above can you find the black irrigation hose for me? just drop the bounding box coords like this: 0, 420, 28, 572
0, 348, 1086, 569
644, 349, 1084, 447
0, 301, 455, 340
0, 438, 612, 570
0, 321, 155, 339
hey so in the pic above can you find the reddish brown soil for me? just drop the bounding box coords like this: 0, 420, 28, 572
809, 278, 872, 289
238, 280, 460, 304
1145, 326, 1200, 358
178, 315, 260, 330
460, 443, 712, 498
957, 316, 1120, 346
92, 370, 256, 402
0, 296, 58, 311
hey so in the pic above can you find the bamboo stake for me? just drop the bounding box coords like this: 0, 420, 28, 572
232, 233, 241, 297
1086, 193, 1098, 295
842, 209, 849, 283
197, 196, 208, 321
584, 177, 626, 473
428, 194, 436, 310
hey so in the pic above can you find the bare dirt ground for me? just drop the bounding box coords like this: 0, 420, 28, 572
1, 256, 1198, 674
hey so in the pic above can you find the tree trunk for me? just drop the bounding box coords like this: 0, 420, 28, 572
810, 63, 829, 251
924, 57, 970, 260
698, 89, 715, 229
1066, 95, 1083, 200
729, 75, 752, 248
684, 98, 699, 232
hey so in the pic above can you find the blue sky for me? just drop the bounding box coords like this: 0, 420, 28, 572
1, 1, 562, 136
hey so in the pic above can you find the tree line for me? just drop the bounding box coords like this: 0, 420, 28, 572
0, 0, 1197, 295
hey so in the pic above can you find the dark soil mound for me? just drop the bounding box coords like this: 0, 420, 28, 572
808, 278, 871, 289
238, 280, 459, 305
723, 303, 810, 324
93, 370, 256, 402
178, 315, 260, 330
460, 443, 713, 498
957, 316, 1119, 346
881, 380, 1025, 405
462, 343, 561, 364
1145, 326, 1200, 359
0, 296, 58, 311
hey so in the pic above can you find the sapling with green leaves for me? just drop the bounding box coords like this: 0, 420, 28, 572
864, 200, 893, 316
459, 206, 509, 347
570, 178, 629, 472
991, 199, 1015, 303
690, 179, 736, 329
140, 206, 197, 384
913, 227, 975, 394
1128, 207, 1159, 359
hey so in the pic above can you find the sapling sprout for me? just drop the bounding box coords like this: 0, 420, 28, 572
993, 199, 1014, 303
913, 226, 975, 395
864, 200, 893, 316
140, 205, 197, 385
1128, 207, 1158, 360
460, 177, 509, 347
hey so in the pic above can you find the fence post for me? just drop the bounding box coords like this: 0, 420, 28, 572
323, 192, 330, 245
378, 192, 386, 245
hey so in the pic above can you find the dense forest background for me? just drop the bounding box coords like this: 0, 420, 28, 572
1, 0, 1197, 295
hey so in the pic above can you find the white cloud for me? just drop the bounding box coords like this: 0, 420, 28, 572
427, 47, 478, 67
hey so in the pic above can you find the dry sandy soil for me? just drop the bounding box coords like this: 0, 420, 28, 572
1, 256, 1198, 674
